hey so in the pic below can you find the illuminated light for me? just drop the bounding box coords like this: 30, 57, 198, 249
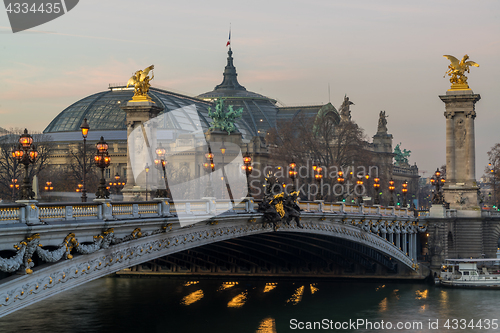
310, 283, 319, 294
263, 283, 277, 293
227, 291, 248, 308
286, 285, 304, 305
180, 289, 204, 306
256, 317, 276, 333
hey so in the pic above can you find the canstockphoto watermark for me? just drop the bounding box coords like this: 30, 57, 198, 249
4, 0, 79, 33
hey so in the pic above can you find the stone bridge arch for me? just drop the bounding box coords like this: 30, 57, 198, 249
0, 214, 419, 318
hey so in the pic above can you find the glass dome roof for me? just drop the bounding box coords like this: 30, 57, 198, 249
43, 87, 254, 139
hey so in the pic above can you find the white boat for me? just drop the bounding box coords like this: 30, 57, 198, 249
440, 259, 500, 288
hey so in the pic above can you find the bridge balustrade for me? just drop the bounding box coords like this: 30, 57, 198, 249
0, 198, 415, 225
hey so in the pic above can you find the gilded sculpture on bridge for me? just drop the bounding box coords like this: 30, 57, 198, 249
126, 65, 155, 102
443, 54, 479, 90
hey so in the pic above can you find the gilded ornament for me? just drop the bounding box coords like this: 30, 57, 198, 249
443, 54, 479, 90
126, 65, 155, 102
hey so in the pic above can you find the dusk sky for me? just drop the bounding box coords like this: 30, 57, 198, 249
1, 0, 499, 177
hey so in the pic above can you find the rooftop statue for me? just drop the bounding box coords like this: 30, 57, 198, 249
394, 142, 411, 166
443, 54, 479, 90
339, 95, 354, 122
126, 65, 155, 102
377, 111, 388, 133
208, 98, 243, 134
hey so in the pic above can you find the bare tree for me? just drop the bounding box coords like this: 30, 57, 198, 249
267, 113, 374, 202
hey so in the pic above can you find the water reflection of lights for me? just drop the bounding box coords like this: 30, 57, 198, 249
181, 289, 204, 306
415, 290, 428, 300
263, 283, 277, 293
392, 289, 400, 300
379, 297, 388, 312
257, 317, 277, 333
287, 286, 305, 305
420, 304, 426, 312
375, 284, 386, 291
440, 290, 449, 307
228, 291, 248, 308
310, 284, 319, 294
218, 282, 239, 291
183, 281, 199, 287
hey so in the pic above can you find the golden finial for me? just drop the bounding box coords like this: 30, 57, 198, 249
443, 54, 479, 90
126, 65, 155, 102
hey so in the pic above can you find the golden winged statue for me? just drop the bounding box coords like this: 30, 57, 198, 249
443, 55, 479, 90
126, 65, 155, 102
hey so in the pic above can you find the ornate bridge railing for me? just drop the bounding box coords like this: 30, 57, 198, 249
0, 199, 414, 225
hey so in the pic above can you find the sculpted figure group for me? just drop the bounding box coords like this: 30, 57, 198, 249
257, 175, 303, 231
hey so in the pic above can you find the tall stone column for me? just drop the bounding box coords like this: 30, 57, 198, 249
439, 90, 480, 211
120, 101, 163, 200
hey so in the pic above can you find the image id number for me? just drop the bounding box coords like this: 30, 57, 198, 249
6, 3, 61, 14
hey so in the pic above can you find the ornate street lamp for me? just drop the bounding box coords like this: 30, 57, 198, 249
489, 163, 496, 209
9, 178, 19, 201
356, 177, 364, 205
402, 180, 408, 207
314, 163, 323, 200
154, 144, 169, 198
241, 151, 253, 198
203, 144, 215, 197
108, 173, 125, 195
219, 140, 234, 203
430, 168, 446, 205
12, 129, 38, 200
94, 136, 111, 199
144, 163, 150, 201
288, 159, 297, 191
337, 171, 345, 202
373, 177, 381, 205
44, 181, 54, 202
80, 118, 90, 202
388, 178, 395, 206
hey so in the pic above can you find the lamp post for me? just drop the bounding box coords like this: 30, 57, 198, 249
80, 118, 90, 202
154, 144, 169, 198
373, 177, 380, 205
94, 136, 111, 199
313, 161, 323, 200
44, 181, 54, 202
288, 159, 297, 191
337, 171, 345, 202
388, 178, 395, 206
12, 129, 38, 201
108, 173, 125, 195
219, 140, 234, 204
489, 163, 496, 209
145, 163, 150, 201
9, 178, 19, 201
356, 177, 364, 205
241, 151, 253, 198
203, 145, 215, 197
430, 168, 446, 205
402, 180, 408, 207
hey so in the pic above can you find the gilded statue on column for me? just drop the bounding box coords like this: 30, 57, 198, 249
126, 65, 155, 102
443, 55, 479, 90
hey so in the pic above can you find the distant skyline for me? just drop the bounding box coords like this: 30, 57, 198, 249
1, 0, 499, 178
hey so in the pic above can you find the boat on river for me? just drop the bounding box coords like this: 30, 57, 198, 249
439, 259, 500, 288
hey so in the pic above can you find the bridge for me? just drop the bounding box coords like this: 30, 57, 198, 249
0, 198, 425, 317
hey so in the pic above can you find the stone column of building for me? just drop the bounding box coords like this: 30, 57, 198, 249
120, 101, 163, 200
439, 90, 481, 211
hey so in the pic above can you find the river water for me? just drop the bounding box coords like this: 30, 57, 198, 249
1, 277, 499, 333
